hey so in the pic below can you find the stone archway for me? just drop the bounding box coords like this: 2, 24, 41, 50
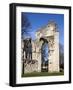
34, 32, 59, 72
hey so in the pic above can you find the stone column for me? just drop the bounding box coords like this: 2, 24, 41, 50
52, 32, 59, 72
32, 41, 41, 72
37, 52, 41, 72
48, 32, 59, 72
48, 37, 54, 72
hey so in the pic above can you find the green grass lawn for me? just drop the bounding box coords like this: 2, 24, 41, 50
22, 71, 64, 77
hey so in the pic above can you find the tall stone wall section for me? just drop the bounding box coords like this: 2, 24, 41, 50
48, 32, 59, 72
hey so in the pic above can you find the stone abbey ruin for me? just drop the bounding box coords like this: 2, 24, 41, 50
21, 21, 59, 74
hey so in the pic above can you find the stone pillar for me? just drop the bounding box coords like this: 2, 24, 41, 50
52, 32, 59, 72
48, 32, 59, 72
32, 41, 41, 72
48, 37, 54, 72
36, 52, 41, 72
48, 50, 54, 72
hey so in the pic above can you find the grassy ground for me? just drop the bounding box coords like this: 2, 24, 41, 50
22, 71, 64, 77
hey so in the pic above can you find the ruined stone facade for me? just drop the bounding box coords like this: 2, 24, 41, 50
22, 22, 59, 73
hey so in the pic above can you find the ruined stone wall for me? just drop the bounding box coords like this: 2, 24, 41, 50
24, 60, 38, 73
35, 27, 59, 72
48, 32, 59, 72
21, 22, 60, 73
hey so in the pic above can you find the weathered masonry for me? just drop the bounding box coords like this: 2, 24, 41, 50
22, 21, 59, 73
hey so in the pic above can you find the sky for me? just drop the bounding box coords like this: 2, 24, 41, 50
21, 12, 64, 45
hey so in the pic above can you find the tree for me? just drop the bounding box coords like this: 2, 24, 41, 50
59, 43, 64, 71
21, 13, 31, 38
21, 13, 31, 75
